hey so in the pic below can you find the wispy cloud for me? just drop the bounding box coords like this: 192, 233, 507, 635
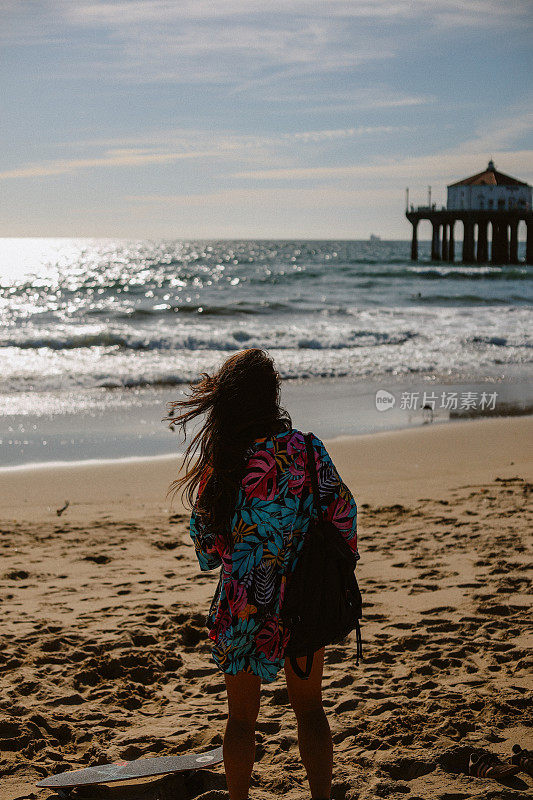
63, 1, 533, 27
2, 2, 395, 84
61, 125, 407, 151
0, 149, 219, 180
0, 125, 412, 181
257, 85, 437, 113
460, 108, 533, 155
232, 106, 533, 185
232, 149, 533, 186
3, 0, 530, 86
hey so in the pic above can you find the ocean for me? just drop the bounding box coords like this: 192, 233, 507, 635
1, 238, 531, 466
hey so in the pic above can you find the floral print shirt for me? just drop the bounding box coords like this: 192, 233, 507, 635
189, 428, 359, 683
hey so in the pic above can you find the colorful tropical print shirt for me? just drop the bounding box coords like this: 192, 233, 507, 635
189, 428, 359, 683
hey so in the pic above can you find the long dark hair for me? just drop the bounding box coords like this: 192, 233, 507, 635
163, 348, 292, 549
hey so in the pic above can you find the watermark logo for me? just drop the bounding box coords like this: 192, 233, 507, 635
399, 390, 498, 411
375, 389, 498, 412
375, 389, 396, 411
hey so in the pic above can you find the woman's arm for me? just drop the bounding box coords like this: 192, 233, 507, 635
309, 435, 359, 560
190, 503, 223, 571
189, 469, 222, 571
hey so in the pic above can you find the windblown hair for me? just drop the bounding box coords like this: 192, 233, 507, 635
163, 348, 291, 549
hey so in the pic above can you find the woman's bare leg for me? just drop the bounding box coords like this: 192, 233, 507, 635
223, 670, 261, 800
284, 647, 332, 799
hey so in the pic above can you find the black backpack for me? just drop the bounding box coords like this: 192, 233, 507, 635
281, 432, 363, 679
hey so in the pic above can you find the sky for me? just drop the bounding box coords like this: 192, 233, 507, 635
1, 0, 532, 239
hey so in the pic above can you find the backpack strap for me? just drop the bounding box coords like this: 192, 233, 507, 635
286, 434, 322, 681
304, 433, 323, 523
289, 652, 314, 680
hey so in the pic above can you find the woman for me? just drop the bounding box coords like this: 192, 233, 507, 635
165, 348, 358, 800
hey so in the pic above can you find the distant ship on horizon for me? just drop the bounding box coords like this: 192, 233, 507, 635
369, 234, 381, 241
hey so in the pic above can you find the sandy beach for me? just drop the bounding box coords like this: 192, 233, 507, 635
1, 415, 532, 800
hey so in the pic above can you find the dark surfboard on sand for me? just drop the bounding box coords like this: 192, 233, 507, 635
36, 746, 223, 791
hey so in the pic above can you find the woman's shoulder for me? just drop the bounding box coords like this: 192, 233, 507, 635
247, 428, 326, 458
250, 426, 297, 448
245, 428, 305, 463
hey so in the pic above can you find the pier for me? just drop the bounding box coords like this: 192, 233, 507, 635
405, 161, 532, 264
406, 208, 533, 264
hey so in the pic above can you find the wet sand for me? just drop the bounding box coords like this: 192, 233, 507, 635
0, 416, 532, 800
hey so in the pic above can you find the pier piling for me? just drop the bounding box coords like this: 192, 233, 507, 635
449, 222, 455, 262
442, 223, 449, 262
431, 221, 441, 261
526, 221, 533, 264
477, 221, 488, 263
407, 209, 532, 265
410, 219, 418, 261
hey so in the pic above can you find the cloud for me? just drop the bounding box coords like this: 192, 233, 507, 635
63, 1, 532, 27
3, 0, 529, 88
2, 2, 395, 84
0, 125, 412, 181
65, 125, 407, 151
232, 150, 533, 188
0, 149, 220, 180
239, 81, 437, 112
232, 107, 533, 185
3, 103, 530, 190
460, 108, 533, 155
279, 126, 412, 143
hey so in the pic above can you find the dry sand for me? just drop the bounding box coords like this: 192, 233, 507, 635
0, 416, 532, 800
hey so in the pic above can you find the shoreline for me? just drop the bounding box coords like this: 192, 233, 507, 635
1, 415, 531, 522
1, 407, 532, 475
2, 372, 532, 469
0, 450, 185, 473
